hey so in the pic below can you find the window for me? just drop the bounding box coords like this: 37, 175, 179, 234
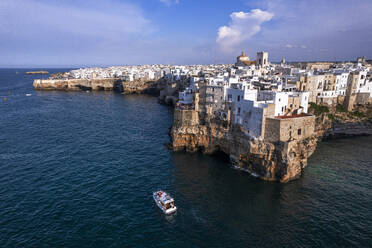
237, 95, 240, 102
298, 129, 302, 135
238, 107, 241, 115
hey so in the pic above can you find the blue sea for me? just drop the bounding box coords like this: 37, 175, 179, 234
0, 69, 371, 247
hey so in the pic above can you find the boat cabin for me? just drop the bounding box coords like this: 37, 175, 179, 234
157, 192, 175, 210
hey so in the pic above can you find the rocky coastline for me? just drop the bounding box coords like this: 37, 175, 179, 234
170, 105, 372, 183
26, 71, 49, 75
33, 78, 158, 93
33, 77, 371, 183
33, 75, 192, 108
32, 77, 180, 101
170, 110, 319, 183
323, 122, 372, 138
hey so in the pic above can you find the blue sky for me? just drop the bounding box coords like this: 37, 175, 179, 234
1, 0, 372, 67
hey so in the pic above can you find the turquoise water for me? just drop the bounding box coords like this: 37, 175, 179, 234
0, 69, 371, 247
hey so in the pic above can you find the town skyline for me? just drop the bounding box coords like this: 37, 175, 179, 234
1, 0, 372, 67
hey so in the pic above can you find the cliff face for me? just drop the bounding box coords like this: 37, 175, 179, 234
171, 105, 372, 183
33, 78, 175, 98
311, 103, 372, 138
33, 79, 119, 91
171, 111, 319, 183
322, 121, 372, 138
120, 80, 160, 95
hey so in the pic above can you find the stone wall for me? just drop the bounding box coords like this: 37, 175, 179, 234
264, 115, 315, 142
173, 109, 199, 127
316, 96, 338, 106
355, 93, 371, 105
317, 95, 346, 107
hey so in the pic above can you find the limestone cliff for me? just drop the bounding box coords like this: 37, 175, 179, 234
323, 122, 372, 138
33, 76, 186, 105
171, 103, 372, 183
170, 110, 319, 183
33, 78, 120, 91
34, 78, 163, 95
311, 103, 372, 138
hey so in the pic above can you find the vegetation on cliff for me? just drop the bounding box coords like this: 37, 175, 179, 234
309, 102, 329, 115
310, 102, 372, 123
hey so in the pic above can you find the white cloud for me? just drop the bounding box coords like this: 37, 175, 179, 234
0, 0, 154, 66
0, 0, 152, 37
159, 0, 180, 6
252, 0, 372, 61
216, 9, 273, 52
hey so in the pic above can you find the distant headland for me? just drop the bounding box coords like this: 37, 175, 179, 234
26, 71, 49, 75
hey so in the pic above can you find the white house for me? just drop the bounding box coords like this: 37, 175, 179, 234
335, 71, 349, 96
178, 88, 193, 105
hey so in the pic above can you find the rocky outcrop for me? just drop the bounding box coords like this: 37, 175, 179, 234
26, 71, 48, 75
171, 103, 371, 183
33, 76, 186, 105
158, 80, 183, 105
33, 78, 119, 91
323, 121, 372, 138
171, 113, 319, 183
120, 80, 159, 95
33, 78, 166, 95
310, 102, 372, 138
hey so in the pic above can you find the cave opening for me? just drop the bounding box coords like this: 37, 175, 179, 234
211, 145, 230, 163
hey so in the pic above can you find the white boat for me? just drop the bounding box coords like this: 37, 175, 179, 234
153, 191, 177, 215
26, 93, 32, 96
